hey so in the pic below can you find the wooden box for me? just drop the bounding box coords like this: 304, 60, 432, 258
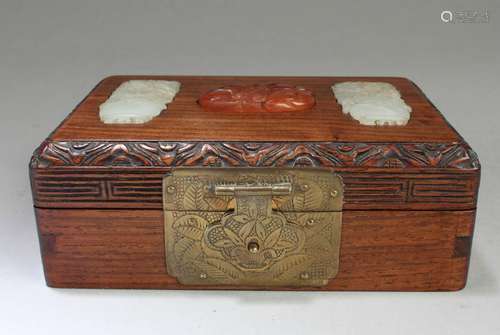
30, 76, 480, 290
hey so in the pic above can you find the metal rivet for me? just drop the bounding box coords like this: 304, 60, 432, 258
200, 273, 207, 279
247, 241, 260, 254
300, 272, 310, 280
306, 218, 316, 226
301, 184, 310, 191
167, 185, 176, 194
330, 190, 338, 198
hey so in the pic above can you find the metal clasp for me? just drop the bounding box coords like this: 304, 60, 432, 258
214, 182, 292, 196
163, 168, 343, 287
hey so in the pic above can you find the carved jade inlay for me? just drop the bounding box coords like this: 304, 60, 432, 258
99, 80, 181, 124
198, 84, 315, 113
332, 82, 412, 126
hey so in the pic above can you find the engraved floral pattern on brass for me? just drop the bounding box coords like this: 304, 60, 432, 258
163, 168, 343, 287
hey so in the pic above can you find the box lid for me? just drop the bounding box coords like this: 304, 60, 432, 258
30, 76, 480, 211
51, 75, 461, 143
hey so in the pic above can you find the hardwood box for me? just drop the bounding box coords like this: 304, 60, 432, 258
30, 76, 480, 290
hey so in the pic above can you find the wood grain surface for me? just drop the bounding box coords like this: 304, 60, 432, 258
50, 76, 461, 143
36, 208, 475, 291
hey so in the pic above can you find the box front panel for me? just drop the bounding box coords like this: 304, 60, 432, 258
36, 208, 474, 291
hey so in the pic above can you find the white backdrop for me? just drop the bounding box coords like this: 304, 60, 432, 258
0, 1, 499, 334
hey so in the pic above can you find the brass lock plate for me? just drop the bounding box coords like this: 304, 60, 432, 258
163, 168, 343, 287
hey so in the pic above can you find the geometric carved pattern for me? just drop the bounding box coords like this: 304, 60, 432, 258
342, 174, 477, 207
31, 141, 480, 170
33, 179, 165, 203
409, 179, 476, 203
31, 169, 478, 210
32, 170, 164, 205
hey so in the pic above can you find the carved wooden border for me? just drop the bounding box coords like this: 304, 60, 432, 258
30, 141, 480, 170
31, 169, 479, 210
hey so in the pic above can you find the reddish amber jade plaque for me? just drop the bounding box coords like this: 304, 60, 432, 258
198, 84, 315, 113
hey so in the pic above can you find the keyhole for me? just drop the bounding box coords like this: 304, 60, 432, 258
247, 241, 260, 253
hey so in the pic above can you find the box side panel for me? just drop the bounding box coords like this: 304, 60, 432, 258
35, 208, 475, 291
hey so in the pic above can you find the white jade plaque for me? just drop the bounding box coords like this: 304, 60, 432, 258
99, 80, 181, 124
331, 82, 412, 126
